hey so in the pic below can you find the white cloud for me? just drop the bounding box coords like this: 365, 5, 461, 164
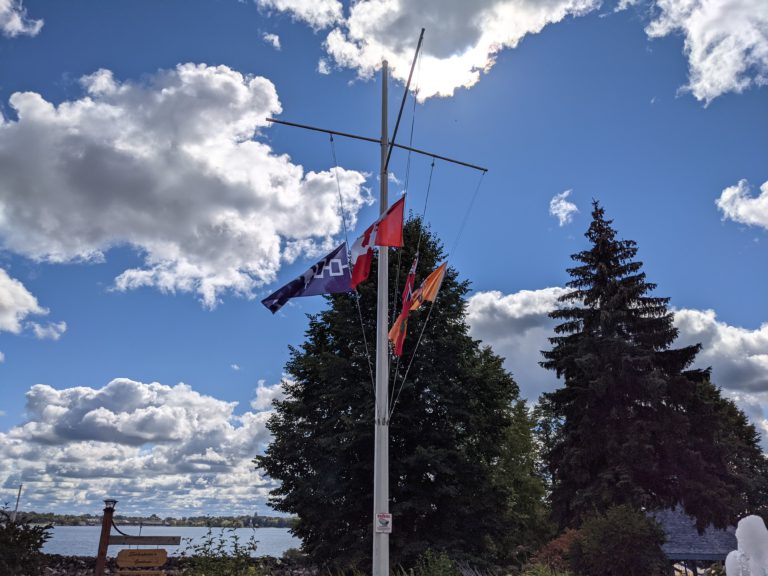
262, 32, 281, 50
251, 379, 287, 411
255, 0, 765, 104
674, 308, 768, 393
0, 267, 46, 333
0, 64, 371, 308
467, 287, 768, 447
323, 0, 601, 100
0, 351, 4, 363
0, 0, 43, 37
230, 363, 241, 371
549, 189, 579, 226
716, 179, 768, 229
317, 59, 331, 75
28, 320, 67, 341
615, 0, 641, 9
644, 0, 768, 103
467, 287, 567, 401
0, 378, 282, 515
254, 0, 342, 29
725, 391, 768, 451
469, 288, 768, 398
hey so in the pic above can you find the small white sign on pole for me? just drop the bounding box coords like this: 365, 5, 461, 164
376, 513, 392, 533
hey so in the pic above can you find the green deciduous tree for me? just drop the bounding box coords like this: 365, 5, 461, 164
539, 201, 767, 530
256, 218, 547, 571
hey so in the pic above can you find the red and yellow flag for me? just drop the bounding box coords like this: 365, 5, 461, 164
408, 263, 447, 311
388, 262, 447, 356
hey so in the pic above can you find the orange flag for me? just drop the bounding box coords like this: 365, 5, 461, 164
408, 263, 447, 311
388, 263, 447, 354
389, 313, 409, 356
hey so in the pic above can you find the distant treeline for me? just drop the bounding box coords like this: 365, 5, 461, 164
16, 511, 297, 529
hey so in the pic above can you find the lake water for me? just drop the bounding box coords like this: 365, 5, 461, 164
43, 525, 300, 558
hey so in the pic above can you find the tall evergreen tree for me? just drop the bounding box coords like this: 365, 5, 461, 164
256, 217, 547, 570
540, 201, 767, 530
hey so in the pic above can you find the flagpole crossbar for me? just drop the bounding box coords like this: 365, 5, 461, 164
266, 118, 488, 173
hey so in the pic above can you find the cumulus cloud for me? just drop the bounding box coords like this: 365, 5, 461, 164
0, 0, 42, 37
255, 0, 765, 103
467, 286, 768, 446
262, 32, 281, 50
467, 287, 567, 401
254, 0, 342, 29
0, 378, 286, 515
468, 287, 768, 398
716, 179, 768, 229
725, 391, 768, 450
323, 0, 600, 100
644, 0, 768, 103
251, 379, 287, 411
28, 320, 67, 341
0, 64, 370, 308
0, 267, 46, 333
230, 363, 241, 371
674, 308, 768, 393
317, 59, 331, 75
549, 189, 579, 226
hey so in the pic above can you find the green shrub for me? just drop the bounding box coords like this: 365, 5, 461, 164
412, 549, 460, 576
568, 505, 668, 576
0, 509, 52, 576
281, 547, 306, 563
522, 562, 573, 576
180, 527, 261, 576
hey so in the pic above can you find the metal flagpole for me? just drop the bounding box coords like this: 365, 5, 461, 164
372, 59, 390, 576
10, 484, 22, 522
263, 35, 486, 574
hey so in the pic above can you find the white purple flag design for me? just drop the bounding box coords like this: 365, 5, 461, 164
262, 242, 352, 314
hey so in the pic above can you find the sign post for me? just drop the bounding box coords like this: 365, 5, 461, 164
94, 499, 179, 576
95, 499, 118, 576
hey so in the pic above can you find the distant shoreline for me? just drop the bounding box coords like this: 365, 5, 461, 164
16, 511, 297, 529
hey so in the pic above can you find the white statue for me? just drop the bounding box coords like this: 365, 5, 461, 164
725, 516, 768, 576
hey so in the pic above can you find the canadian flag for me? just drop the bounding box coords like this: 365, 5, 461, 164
350, 197, 405, 289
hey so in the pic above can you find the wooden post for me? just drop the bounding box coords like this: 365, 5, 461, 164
95, 500, 116, 576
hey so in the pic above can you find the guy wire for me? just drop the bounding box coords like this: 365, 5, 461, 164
329, 134, 375, 396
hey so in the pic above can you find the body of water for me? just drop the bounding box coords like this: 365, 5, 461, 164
43, 525, 300, 558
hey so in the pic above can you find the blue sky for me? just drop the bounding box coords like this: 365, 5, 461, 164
0, 0, 766, 517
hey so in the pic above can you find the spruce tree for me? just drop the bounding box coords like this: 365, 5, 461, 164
256, 217, 547, 570
540, 201, 767, 530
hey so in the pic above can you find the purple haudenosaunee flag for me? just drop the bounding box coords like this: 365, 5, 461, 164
261, 242, 352, 314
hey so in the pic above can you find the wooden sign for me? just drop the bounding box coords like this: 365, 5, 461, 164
109, 535, 181, 546
116, 548, 168, 568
